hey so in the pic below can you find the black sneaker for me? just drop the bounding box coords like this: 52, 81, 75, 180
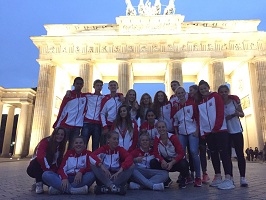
179, 178, 186, 189
94, 185, 109, 195
164, 178, 173, 188
176, 174, 182, 183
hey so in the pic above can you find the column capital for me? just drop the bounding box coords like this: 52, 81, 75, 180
36, 59, 55, 66
76, 59, 92, 65
249, 57, 266, 64
168, 59, 184, 65
208, 58, 224, 64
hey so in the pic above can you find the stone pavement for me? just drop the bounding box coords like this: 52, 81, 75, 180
0, 158, 265, 200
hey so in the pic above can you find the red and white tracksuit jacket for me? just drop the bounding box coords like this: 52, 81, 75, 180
112, 120, 138, 152
173, 98, 199, 135
83, 93, 104, 124
32, 137, 61, 172
53, 91, 87, 128
89, 145, 133, 172
139, 119, 159, 140
100, 94, 123, 129
154, 133, 185, 163
158, 102, 174, 133
57, 149, 92, 180
130, 147, 156, 169
198, 92, 227, 136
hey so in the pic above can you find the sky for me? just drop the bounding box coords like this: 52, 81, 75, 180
0, 0, 266, 99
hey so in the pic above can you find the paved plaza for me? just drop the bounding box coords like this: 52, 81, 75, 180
0, 158, 265, 200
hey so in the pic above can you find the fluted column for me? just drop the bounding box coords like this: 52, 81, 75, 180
1, 105, 15, 157
29, 61, 56, 155
208, 61, 225, 91
79, 61, 93, 93
118, 62, 133, 95
169, 61, 183, 86
13, 103, 29, 158
249, 60, 266, 149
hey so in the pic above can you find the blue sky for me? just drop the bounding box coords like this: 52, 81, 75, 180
0, 0, 265, 98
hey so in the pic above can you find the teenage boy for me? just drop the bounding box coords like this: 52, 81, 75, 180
100, 80, 124, 145
81, 79, 104, 151
53, 77, 87, 149
169, 80, 180, 105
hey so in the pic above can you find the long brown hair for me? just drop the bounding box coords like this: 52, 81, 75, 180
153, 91, 168, 119
113, 104, 133, 132
139, 93, 153, 121
46, 127, 67, 167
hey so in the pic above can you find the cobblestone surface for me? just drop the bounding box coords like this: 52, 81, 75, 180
0, 158, 265, 200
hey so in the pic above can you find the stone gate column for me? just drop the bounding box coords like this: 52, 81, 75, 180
248, 59, 266, 149
169, 60, 183, 86
79, 61, 93, 93
118, 62, 133, 95
29, 60, 56, 155
1, 105, 15, 157
0, 102, 3, 129
13, 103, 29, 158
208, 60, 225, 91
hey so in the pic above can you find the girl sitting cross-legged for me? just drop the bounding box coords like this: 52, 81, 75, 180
129, 133, 168, 191
89, 131, 134, 195
42, 136, 95, 195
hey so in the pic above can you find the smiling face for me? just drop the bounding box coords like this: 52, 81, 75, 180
127, 90, 136, 102
140, 135, 150, 150
55, 129, 65, 143
142, 94, 151, 106
108, 132, 119, 150
199, 83, 210, 97
175, 87, 186, 101
73, 79, 84, 92
73, 137, 86, 154
218, 86, 229, 100
156, 121, 167, 136
108, 81, 118, 93
119, 106, 128, 118
146, 111, 155, 123
93, 82, 103, 93
157, 92, 165, 103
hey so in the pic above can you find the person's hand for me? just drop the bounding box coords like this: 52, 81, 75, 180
134, 156, 144, 163
161, 160, 168, 169
192, 129, 199, 137
226, 114, 234, 121
166, 160, 176, 171
74, 172, 82, 184
65, 90, 71, 98
110, 168, 123, 180
61, 179, 69, 192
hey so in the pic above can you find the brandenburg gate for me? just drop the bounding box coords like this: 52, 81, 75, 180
1, 1, 266, 157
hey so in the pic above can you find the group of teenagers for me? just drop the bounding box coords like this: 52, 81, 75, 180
26, 77, 248, 195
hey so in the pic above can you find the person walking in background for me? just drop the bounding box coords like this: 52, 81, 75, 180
42, 136, 95, 195
198, 80, 234, 190
27, 127, 68, 194
218, 85, 248, 187
53, 77, 87, 149
249, 147, 254, 161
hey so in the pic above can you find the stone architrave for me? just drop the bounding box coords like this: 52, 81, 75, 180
118, 62, 133, 95
1, 105, 15, 157
13, 103, 29, 158
208, 61, 225, 91
79, 61, 93, 93
28, 61, 56, 155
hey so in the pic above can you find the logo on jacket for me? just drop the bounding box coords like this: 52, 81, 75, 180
209, 102, 212, 107
81, 100, 85, 104
187, 109, 190, 114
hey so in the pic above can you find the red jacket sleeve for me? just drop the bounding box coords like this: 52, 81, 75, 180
53, 95, 70, 128
89, 146, 105, 166
57, 150, 72, 180
170, 135, 185, 162
153, 137, 164, 162
119, 147, 133, 169
128, 121, 138, 153
212, 93, 225, 132
36, 138, 50, 171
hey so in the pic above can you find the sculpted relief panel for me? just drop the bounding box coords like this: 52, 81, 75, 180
40, 40, 265, 56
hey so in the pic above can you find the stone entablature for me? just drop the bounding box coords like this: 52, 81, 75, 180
0, 88, 36, 105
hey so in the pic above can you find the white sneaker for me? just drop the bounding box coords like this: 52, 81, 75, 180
153, 183, 164, 191
48, 186, 61, 195
217, 179, 235, 190
35, 182, 44, 194
129, 182, 141, 190
240, 177, 248, 187
210, 175, 222, 187
70, 185, 88, 195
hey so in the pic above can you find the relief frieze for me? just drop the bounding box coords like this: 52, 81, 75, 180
40, 40, 265, 55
